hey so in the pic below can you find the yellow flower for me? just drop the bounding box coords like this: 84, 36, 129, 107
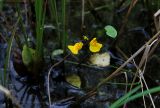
83, 36, 89, 40
68, 42, 83, 54
89, 38, 102, 52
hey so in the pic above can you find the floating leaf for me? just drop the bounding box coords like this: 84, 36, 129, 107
89, 52, 110, 67
51, 49, 64, 58
66, 74, 81, 88
104, 25, 117, 38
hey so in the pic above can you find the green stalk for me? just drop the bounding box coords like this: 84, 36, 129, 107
61, 0, 67, 53
35, 0, 45, 57
110, 85, 160, 108
3, 17, 20, 86
114, 86, 160, 108
110, 85, 141, 108
16, 2, 29, 48
49, 0, 61, 45
0, 0, 3, 10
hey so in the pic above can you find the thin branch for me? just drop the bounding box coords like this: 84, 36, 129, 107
47, 54, 70, 106
78, 30, 160, 102
114, 0, 138, 46
0, 85, 21, 108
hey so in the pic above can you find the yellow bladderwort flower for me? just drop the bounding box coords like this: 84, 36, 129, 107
89, 38, 102, 52
68, 42, 83, 54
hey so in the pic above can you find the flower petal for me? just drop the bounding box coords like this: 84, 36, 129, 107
68, 45, 78, 54
89, 43, 102, 52
90, 38, 96, 45
89, 38, 102, 52
75, 42, 83, 50
68, 42, 83, 54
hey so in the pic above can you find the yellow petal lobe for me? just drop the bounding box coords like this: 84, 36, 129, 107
89, 38, 102, 52
68, 42, 83, 54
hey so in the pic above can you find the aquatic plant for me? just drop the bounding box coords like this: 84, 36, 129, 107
1, 0, 160, 108
3, 17, 20, 86
21, 0, 46, 77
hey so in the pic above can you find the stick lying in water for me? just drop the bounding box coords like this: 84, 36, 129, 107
0, 85, 21, 108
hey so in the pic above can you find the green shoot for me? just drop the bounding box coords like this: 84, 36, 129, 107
49, 0, 61, 45
35, 0, 46, 57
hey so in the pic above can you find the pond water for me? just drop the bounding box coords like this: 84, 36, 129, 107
0, 1, 160, 108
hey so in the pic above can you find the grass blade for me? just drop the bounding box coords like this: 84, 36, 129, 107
118, 86, 160, 107
61, 0, 67, 52
35, 0, 46, 57
49, 0, 61, 45
110, 85, 141, 108
3, 17, 20, 86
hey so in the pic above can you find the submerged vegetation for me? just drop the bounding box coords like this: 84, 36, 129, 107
0, 0, 160, 108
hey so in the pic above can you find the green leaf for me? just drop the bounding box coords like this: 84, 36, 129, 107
66, 74, 81, 88
22, 45, 35, 66
51, 49, 64, 59
104, 25, 117, 38
110, 85, 141, 108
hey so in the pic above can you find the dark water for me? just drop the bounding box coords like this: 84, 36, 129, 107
1, 1, 160, 108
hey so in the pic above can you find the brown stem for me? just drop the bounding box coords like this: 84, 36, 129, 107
78, 30, 160, 102
114, 0, 138, 47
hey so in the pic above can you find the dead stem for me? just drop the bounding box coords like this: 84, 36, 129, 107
130, 38, 158, 91
114, 0, 138, 46
77, 30, 160, 103
99, 30, 160, 90
0, 85, 21, 108
47, 54, 70, 106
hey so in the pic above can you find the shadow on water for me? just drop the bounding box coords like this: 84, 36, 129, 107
0, 37, 129, 108
0, 47, 128, 108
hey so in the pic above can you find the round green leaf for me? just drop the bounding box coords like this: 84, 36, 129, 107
104, 25, 117, 38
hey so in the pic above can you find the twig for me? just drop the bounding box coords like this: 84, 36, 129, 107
0, 85, 21, 108
108, 30, 160, 90
114, 0, 138, 46
130, 38, 158, 91
78, 30, 160, 102
148, 36, 160, 57
47, 54, 70, 106
129, 38, 158, 107
116, 46, 128, 60
154, 9, 160, 31
133, 60, 147, 108
133, 58, 156, 108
